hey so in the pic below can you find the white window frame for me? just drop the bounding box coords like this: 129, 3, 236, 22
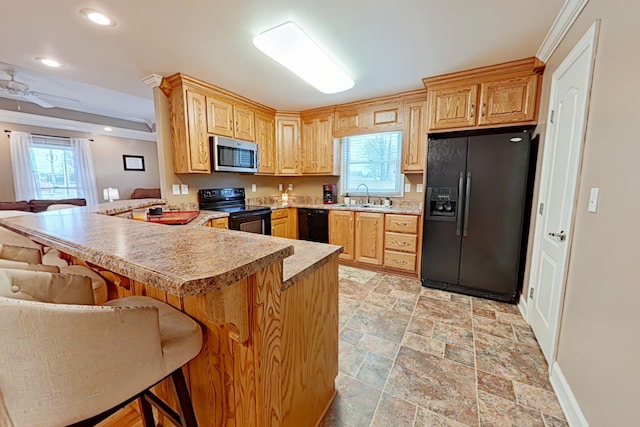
29, 136, 80, 200
340, 131, 404, 198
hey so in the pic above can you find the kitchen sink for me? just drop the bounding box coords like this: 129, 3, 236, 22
331, 203, 390, 210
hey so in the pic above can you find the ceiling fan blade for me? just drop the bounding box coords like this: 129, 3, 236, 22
22, 94, 55, 108
31, 91, 81, 108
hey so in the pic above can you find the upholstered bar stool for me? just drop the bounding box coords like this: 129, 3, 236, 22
0, 268, 203, 427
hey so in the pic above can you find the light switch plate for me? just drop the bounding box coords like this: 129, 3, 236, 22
404, 183, 411, 193
180, 184, 188, 195
278, 183, 283, 192
588, 187, 599, 212
172, 184, 180, 195
251, 184, 257, 192
288, 184, 294, 191
416, 184, 423, 193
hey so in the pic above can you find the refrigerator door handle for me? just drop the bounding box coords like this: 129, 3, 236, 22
463, 172, 472, 237
456, 172, 464, 236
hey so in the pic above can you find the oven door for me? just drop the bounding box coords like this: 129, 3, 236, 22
229, 211, 271, 235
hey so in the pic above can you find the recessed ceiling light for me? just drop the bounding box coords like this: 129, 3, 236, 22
80, 8, 116, 26
104, 126, 113, 132
37, 58, 62, 68
253, 22, 354, 94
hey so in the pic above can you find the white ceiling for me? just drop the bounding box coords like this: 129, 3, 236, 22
0, 0, 564, 127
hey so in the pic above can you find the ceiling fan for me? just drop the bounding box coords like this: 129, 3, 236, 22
0, 67, 80, 109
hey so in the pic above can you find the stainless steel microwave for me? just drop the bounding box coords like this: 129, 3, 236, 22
212, 136, 259, 173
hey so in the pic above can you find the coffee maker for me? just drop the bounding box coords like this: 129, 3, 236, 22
323, 184, 337, 204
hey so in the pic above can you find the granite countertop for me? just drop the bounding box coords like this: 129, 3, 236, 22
0, 211, 294, 296
261, 202, 422, 216
0, 198, 341, 295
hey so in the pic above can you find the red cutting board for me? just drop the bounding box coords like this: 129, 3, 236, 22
146, 210, 199, 225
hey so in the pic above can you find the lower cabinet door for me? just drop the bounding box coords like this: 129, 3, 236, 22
329, 211, 354, 261
354, 212, 384, 265
272, 218, 289, 237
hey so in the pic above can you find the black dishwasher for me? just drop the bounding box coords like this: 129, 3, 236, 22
297, 209, 329, 243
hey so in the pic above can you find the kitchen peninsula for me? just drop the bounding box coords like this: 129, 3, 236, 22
0, 200, 341, 426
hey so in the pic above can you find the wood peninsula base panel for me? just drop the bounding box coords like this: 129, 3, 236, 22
110, 258, 339, 427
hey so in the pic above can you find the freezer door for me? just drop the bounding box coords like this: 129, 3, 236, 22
458, 132, 530, 296
422, 137, 468, 285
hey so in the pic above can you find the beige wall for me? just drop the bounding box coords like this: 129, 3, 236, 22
523, 0, 639, 424
0, 122, 160, 202
152, 87, 425, 205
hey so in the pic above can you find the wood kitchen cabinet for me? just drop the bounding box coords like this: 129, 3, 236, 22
402, 99, 427, 173
384, 214, 419, 273
207, 218, 229, 229
276, 114, 301, 175
167, 87, 210, 174
301, 110, 337, 175
354, 212, 384, 266
329, 210, 354, 261
334, 98, 403, 137
255, 112, 276, 174
271, 208, 295, 238
206, 96, 255, 141
423, 57, 544, 132
160, 73, 275, 174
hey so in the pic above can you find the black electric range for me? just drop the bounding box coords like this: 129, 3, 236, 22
198, 188, 272, 235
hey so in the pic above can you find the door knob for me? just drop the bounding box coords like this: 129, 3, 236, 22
548, 231, 566, 241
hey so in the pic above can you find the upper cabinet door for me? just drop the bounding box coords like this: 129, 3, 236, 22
186, 91, 211, 173
301, 119, 317, 174
206, 97, 234, 137
276, 117, 300, 175
478, 75, 538, 126
402, 100, 427, 173
255, 113, 276, 175
428, 85, 478, 131
233, 105, 256, 141
315, 115, 334, 174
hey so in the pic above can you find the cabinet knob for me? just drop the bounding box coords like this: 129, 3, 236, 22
481, 103, 487, 117
470, 104, 475, 118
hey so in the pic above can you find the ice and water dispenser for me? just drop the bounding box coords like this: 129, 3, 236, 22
426, 187, 458, 220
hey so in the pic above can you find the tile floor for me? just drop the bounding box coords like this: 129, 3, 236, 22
320, 266, 567, 427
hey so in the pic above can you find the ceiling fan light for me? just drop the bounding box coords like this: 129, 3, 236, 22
80, 8, 116, 27
253, 22, 354, 94
37, 58, 62, 68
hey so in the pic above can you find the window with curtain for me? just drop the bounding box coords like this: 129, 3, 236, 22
9, 131, 99, 204
30, 137, 78, 199
341, 131, 404, 197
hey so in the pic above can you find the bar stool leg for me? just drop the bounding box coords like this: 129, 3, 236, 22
171, 368, 198, 427
138, 396, 155, 427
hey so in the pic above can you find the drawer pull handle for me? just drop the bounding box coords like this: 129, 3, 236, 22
391, 241, 409, 246
392, 259, 408, 265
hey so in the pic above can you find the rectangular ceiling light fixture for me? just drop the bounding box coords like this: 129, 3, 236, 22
253, 21, 354, 94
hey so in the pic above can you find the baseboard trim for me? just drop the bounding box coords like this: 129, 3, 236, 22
517, 293, 529, 322
549, 362, 590, 427
537, 0, 590, 62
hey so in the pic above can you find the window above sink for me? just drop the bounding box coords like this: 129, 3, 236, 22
340, 131, 404, 197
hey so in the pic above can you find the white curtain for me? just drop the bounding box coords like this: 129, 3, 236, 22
70, 138, 99, 205
9, 131, 38, 201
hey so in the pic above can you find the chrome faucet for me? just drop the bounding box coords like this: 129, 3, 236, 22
356, 183, 369, 204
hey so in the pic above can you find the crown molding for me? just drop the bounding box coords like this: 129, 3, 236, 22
0, 109, 156, 142
537, 0, 590, 62
142, 74, 164, 88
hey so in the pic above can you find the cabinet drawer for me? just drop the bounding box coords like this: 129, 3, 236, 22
271, 209, 289, 220
208, 218, 229, 229
385, 214, 418, 234
384, 232, 417, 253
384, 251, 416, 272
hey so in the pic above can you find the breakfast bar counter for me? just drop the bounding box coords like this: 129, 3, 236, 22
0, 201, 341, 427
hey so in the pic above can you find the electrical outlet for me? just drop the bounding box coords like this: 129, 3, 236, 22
172, 184, 180, 195
251, 184, 257, 192
180, 184, 188, 195
416, 184, 423, 193
278, 183, 283, 192
288, 184, 293, 191
404, 183, 411, 193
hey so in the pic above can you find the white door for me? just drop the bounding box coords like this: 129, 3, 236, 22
529, 22, 599, 363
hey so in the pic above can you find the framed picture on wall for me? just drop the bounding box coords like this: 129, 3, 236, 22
123, 155, 145, 171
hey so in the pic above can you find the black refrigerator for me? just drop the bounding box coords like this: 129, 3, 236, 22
421, 129, 532, 303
